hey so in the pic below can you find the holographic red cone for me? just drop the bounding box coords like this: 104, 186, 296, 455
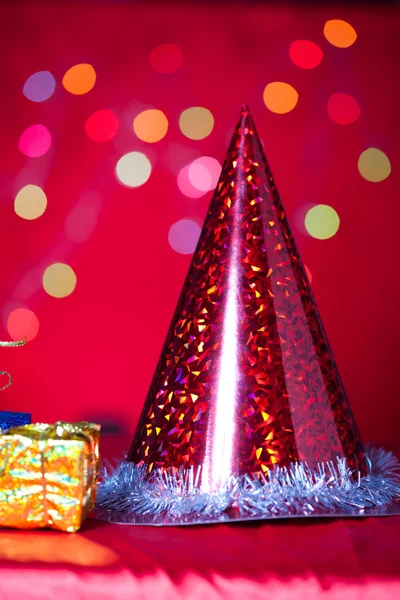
128, 105, 366, 491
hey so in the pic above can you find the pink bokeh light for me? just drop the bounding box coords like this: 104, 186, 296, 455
177, 165, 208, 198
85, 109, 119, 142
7, 308, 39, 342
289, 40, 323, 69
188, 157, 222, 192
168, 219, 201, 255
149, 44, 183, 74
18, 124, 52, 158
327, 93, 361, 125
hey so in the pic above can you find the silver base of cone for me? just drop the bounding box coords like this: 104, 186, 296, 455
91, 503, 400, 526
93, 446, 400, 526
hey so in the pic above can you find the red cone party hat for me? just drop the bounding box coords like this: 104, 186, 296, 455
97, 107, 400, 525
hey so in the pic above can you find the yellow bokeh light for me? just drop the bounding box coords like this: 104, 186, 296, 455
116, 152, 152, 188
305, 205, 340, 240
62, 64, 96, 95
263, 82, 298, 114
323, 20, 357, 48
133, 109, 168, 143
43, 263, 77, 298
179, 107, 214, 140
358, 148, 391, 183
14, 185, 47, 220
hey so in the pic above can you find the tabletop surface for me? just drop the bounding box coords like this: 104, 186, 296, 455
1, 515, 400, 600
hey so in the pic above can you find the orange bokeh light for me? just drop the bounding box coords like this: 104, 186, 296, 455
133, 109, 168, 143
263, 82, 298, 114
324, 20, 357, 48
62, 64, 96, 95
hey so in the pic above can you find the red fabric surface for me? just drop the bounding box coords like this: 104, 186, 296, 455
1, 517, 400, 599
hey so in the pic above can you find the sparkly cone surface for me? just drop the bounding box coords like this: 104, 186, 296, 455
128, 105, 365, 494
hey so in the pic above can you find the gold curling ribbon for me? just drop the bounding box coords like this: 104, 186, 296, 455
0, 371, 12, 392
0, 340, 27, 348
0, 421, 101, 532
0, 339, 26, 391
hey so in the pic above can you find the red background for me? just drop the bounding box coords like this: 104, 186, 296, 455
0, 1, 398, 457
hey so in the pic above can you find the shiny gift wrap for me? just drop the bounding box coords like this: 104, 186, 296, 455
0, 422, 100, 532
0, 411, 31, 433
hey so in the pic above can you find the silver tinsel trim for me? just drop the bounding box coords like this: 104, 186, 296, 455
94, 446, 400, 525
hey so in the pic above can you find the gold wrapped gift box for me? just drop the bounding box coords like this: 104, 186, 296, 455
0, 421, 100, 532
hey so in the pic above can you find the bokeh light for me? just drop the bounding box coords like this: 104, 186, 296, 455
168, 219, 201, 255
7, 308, 39, 342
179, 107, 214, 140
358, 148, 391, 183
85, 110, 119, 142
133, 109, 168, 143
65, 203, 99, 243
23, 71, 56, 102
43, 263, 77, 298
18, 124, 51, 158
188, 157, 221, 192
62, 64, 96, 95
177, 165, 207, 198
263, 82, 298, 114
305, 205, 340, 240
116, 152, 152, 188
164, 142, 200, 176
324, 20, 357, 48
148, 44, 183, 74
327, 93, 360, 125
14, 184, 47, 220
289, 40, 323, 69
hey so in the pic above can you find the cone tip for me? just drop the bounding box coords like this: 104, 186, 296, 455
239, 105, 254, 131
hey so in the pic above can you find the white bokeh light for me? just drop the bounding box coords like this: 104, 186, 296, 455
116, 152, 152, 188
14, 184, 47, 220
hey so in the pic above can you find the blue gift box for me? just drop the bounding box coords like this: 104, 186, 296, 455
0, 411, 31, 432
